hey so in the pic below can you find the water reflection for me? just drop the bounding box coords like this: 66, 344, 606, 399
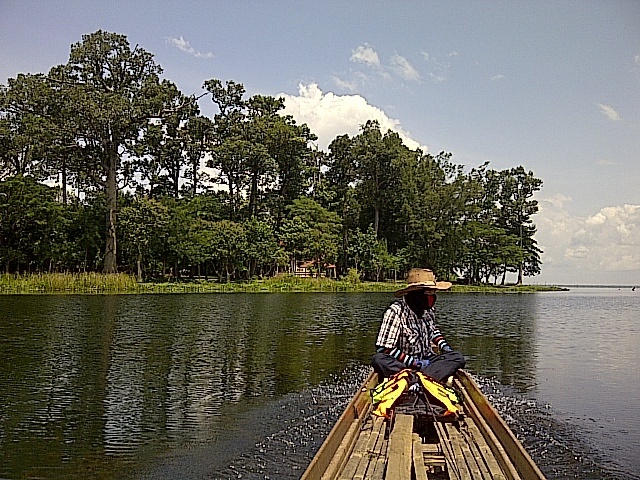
0, 293, 389, 478
532, 288, 640, 475
440, 294, 539, 390
2, 290, 636, 479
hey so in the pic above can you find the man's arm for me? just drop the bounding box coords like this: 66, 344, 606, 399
425, 310, 453, 352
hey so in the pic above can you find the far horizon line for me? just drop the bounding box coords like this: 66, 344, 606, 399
531, 283, 637, 288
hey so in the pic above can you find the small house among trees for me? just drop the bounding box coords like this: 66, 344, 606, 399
295, 260, 337, 278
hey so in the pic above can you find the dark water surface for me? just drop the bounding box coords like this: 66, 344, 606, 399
0, 289, 638, 479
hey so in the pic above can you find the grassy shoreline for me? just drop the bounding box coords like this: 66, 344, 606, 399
0, 272, 567, 294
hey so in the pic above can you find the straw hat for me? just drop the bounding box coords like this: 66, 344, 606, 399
395, 268, 452, 297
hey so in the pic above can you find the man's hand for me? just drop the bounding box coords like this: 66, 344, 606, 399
441, 345, 453, 353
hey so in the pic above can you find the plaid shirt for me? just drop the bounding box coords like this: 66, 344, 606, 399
375, 298, 449, 360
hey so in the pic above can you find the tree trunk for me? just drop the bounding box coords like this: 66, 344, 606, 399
61, 161, 67, 205
103, 144, 118, 274
516, 264, 523, 286
192, 155, 198, 198
137, 247, 143, 282
228, 177, 235, 221
172, 158, 180, 198
374, 205, 380, 237
249, 173, 258, 218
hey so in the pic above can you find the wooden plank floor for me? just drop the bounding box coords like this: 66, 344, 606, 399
336, 412, 518, 480
337, 416, 387, 480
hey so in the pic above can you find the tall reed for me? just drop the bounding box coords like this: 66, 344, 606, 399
0, 272, 138, 293
0, 272, 562, 294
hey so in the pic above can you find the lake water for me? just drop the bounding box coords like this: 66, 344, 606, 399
0, 289, 638, 479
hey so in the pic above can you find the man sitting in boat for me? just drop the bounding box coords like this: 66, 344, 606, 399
372, 268, 465, 383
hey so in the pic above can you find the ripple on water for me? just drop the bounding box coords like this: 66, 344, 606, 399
216, 366, 371, 480
474, 375, 640, 480
205, 370, 640, 480
136, 365, 371, 480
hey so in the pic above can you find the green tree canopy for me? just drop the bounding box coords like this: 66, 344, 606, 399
53, 30, 164, 273
0, 31, 545, 284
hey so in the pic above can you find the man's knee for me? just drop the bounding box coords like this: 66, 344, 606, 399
371, 352, 392, 373
371, 352, 385, 380
445, 350, 466, 368
422, 351, 466, 382
371, 352, 386, 367
371, 352, 404, 379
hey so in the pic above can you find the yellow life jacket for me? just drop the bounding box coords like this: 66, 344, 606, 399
371, 370, 412, 417
416, 372, 461, 417
371, 369, 461, 418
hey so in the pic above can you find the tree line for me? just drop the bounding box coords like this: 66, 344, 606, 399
0, 30, 543, 284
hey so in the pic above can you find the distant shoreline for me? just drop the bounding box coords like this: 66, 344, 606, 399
0, 272, 567, 294
552, 284, 637, 289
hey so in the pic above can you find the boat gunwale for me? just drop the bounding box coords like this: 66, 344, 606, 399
456, 370, 546, 479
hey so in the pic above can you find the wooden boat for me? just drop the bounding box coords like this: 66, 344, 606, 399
301, 370, 545, 480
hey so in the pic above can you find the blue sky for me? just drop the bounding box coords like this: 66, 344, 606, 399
1, 1, 639, 285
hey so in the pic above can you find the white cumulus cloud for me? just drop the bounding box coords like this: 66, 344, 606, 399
278, 83, 424, 151
350, 44, 381, 68
597, 103, 620, 121
536, 198, 640, 284
165, 36, 214, 59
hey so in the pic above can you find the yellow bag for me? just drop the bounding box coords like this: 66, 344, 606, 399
371, 369, 461, 418
371, 370, 412, 417
416, 372, 461, 417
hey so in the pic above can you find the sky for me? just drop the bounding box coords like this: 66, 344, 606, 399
1, 1, 639, 285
